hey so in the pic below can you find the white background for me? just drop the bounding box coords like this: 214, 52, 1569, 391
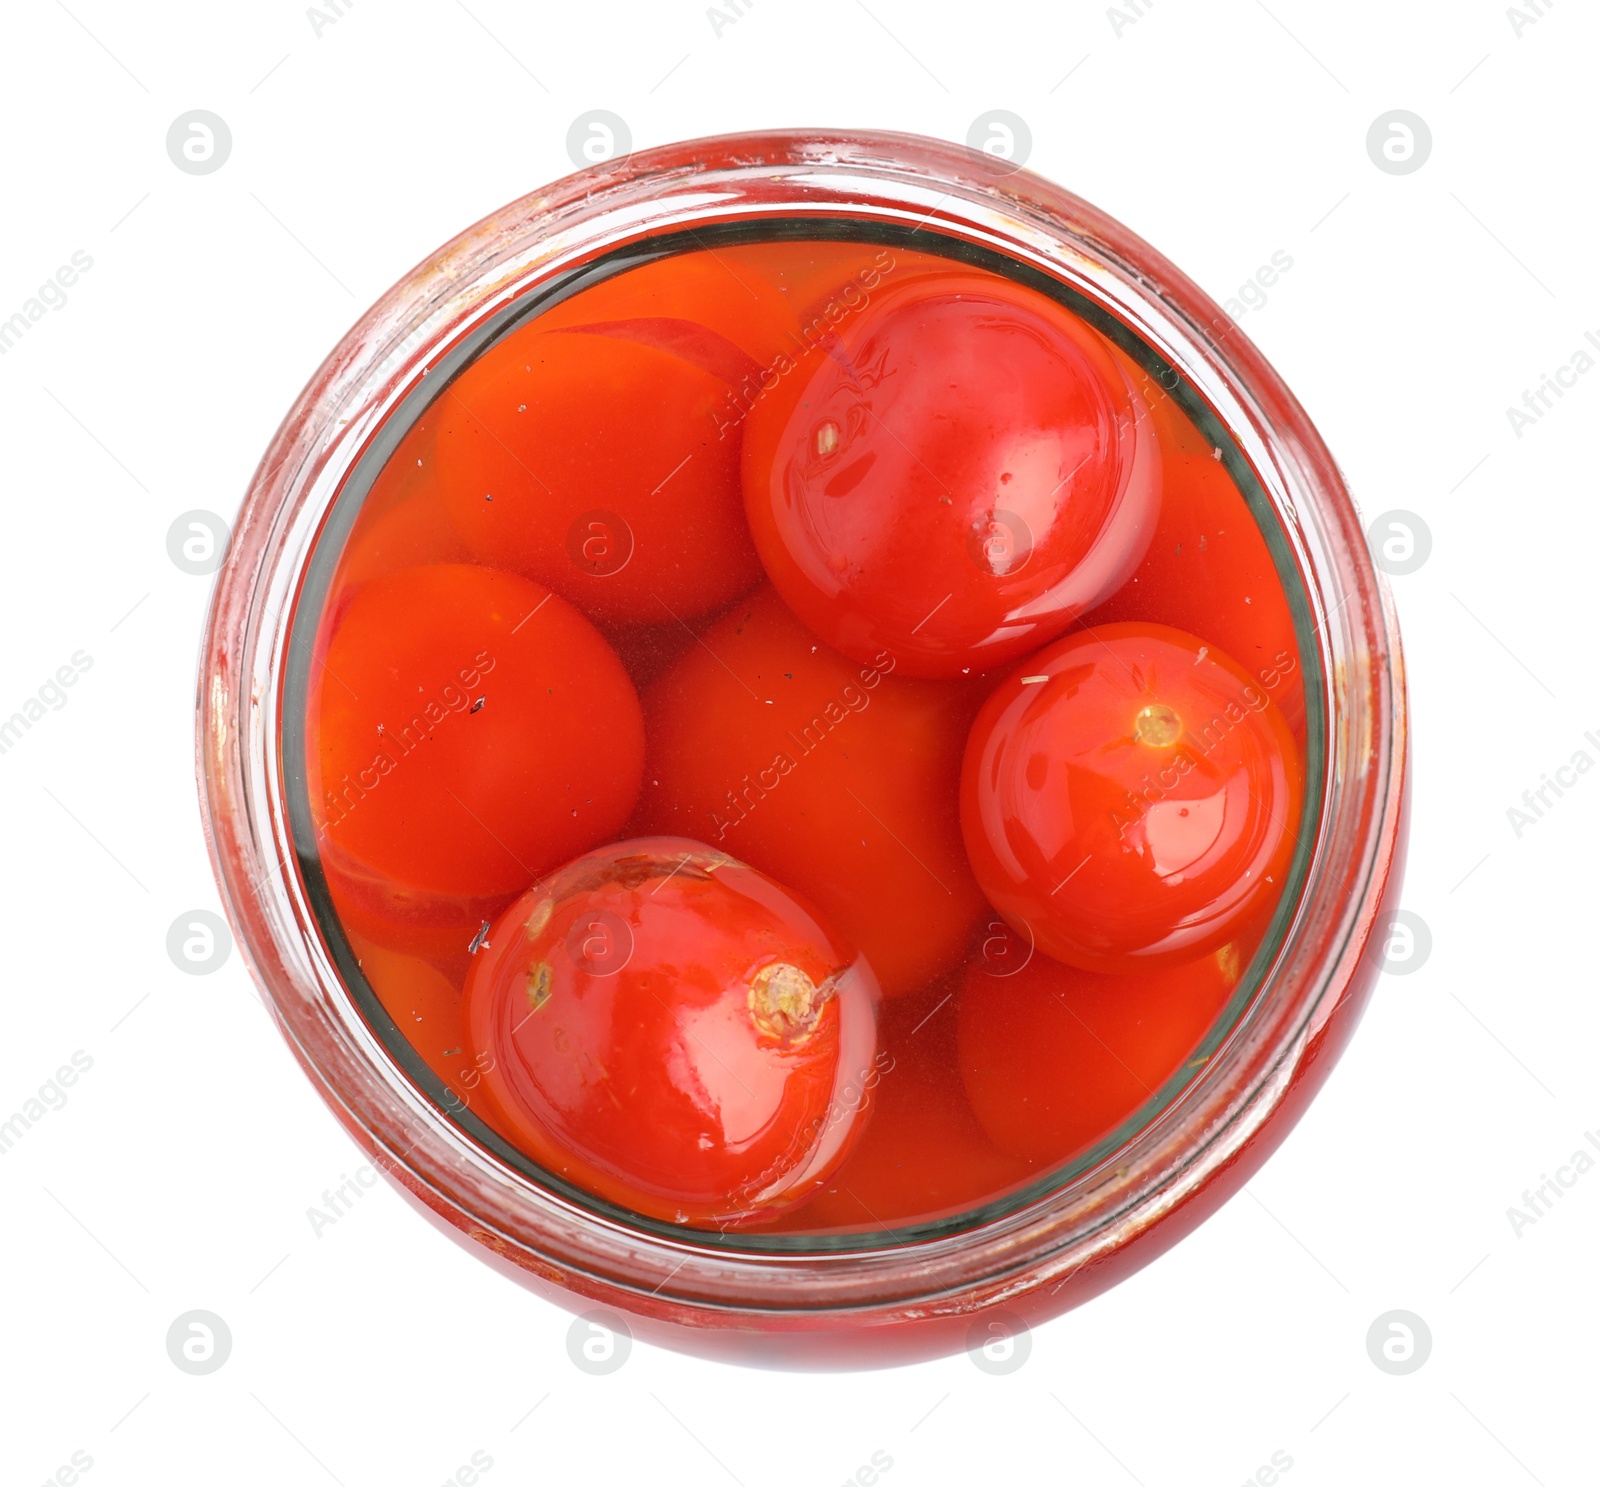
1, 1, 1595, 1482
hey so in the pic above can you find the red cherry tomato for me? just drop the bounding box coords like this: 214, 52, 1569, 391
332, 485, 472, 591
540, 241, 962, 444
961, 622, 1303, 973
1083, 370, 1307, 737
433, 326, 762, 625
321, 859, 511, 968
464, 837, 880, 1226
311, 563, 645, 907
345, 931, 488, 1106
330, 416, 471, 591
633, 586, 990, 999
957, 929, 1249, 1166
781, 980, 1033, 1231
532, 241, 904, 386
741, 271, 1159, 678
596, 617, 699, 698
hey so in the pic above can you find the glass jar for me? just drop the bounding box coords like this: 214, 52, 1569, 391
197, 128, 1407, 1368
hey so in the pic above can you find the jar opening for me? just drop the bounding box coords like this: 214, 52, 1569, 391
277, 215, 1328, 1255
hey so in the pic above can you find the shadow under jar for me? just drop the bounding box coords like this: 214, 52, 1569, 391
198, 129, 1407, 1368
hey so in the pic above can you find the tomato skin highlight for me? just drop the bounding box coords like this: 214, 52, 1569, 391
741, 272, 1159, 678
956, 937, 1247, 1167
633, 586, 990, 999
960, 622, 1303, 973
434, 327, 762, 625
311, 563, 645, 903
464, 837, 880, 1226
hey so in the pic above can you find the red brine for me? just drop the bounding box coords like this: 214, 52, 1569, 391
302, 238, 1310, 1236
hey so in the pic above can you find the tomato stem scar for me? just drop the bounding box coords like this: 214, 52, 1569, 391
1133, 702, 1182, 747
